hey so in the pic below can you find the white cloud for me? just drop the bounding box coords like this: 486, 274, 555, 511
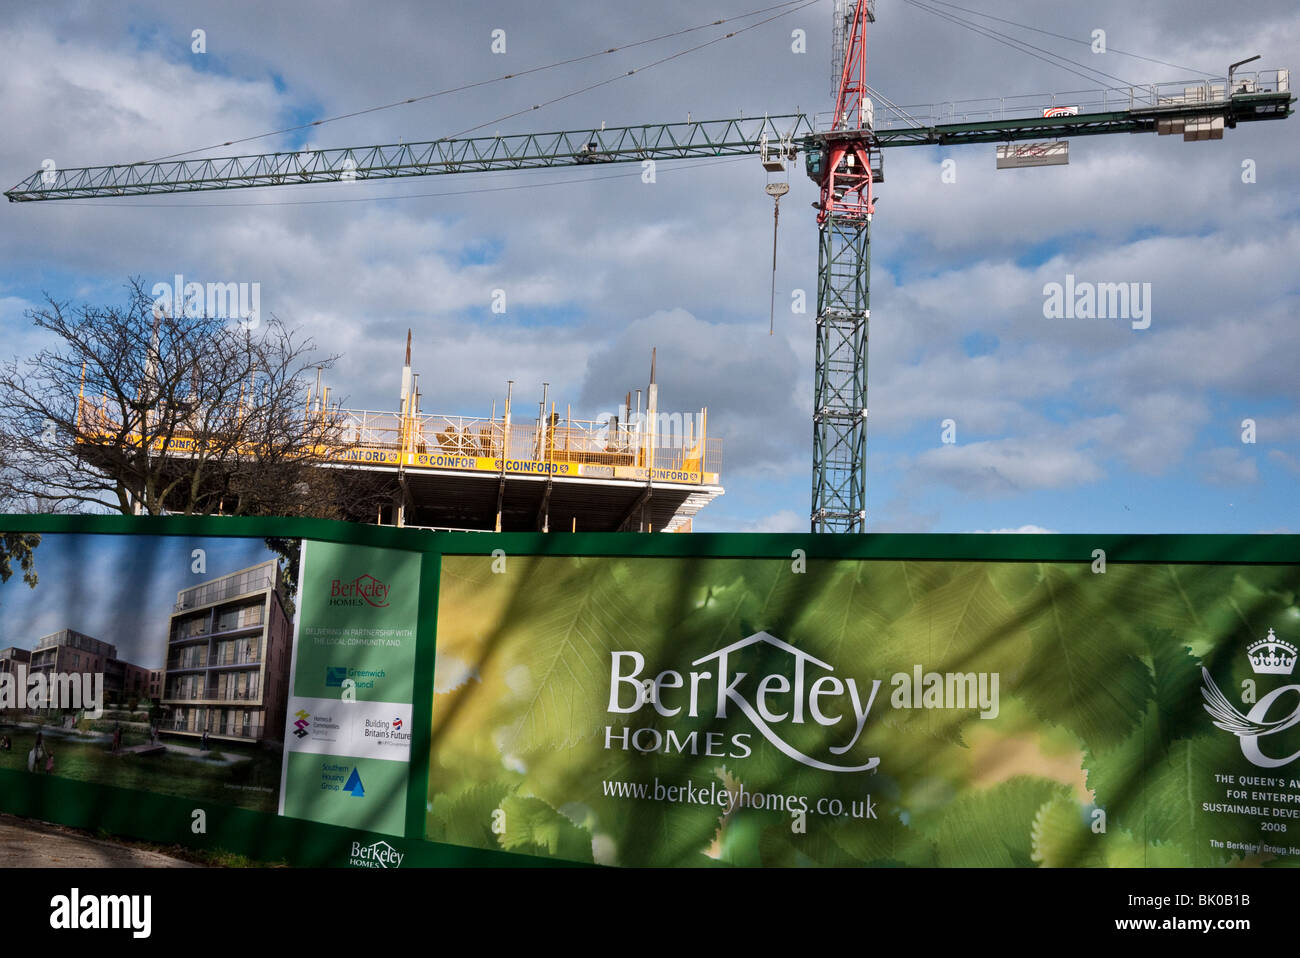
1201, 447, 1258, 486
1267, 449, 1300, 476
730, 509, 804, 533
911, 438, 1104, 496
962, 525, 1059, 534
1259, 414, 1300, 444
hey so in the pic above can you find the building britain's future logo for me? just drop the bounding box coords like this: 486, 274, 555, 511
1202, 628, 1300, 768
329, 574, 392, 608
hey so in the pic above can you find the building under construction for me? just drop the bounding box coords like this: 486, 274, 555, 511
324, 336, 722, 532
74, 332, 723, 533
306, 336, 722, 532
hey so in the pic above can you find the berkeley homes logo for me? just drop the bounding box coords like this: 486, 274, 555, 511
329, 574, 391, 608
607, 632, 1000, 774
1203, 628, 1300, 768
348, 839, 404, 868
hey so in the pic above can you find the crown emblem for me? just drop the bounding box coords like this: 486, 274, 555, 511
1247, 629, 1297, 676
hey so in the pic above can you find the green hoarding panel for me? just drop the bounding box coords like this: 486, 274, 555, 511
279, 540, 421, 834
427, 554, 1300, 867
0, 514, 1295, 868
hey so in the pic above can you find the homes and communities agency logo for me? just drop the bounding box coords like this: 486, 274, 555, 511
607, 632, 1000, 773
1203, 628, 1300, 768
328, 574, 391, 608
348, 839, 404, 868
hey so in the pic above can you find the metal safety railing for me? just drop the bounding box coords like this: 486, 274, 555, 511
175, 572, 273, 612
812, 70, 1291, 132
167, 650, 260, 671
168, 715, 263, 738
165, 689, 259, 704
334, 406, 722, 477
76, 391, 723, 483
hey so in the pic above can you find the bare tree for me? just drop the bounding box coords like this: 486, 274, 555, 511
0, 277, 374, 518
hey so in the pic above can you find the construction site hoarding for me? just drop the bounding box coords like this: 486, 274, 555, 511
428, 552, 1300, 867
0, 514, 1295, 869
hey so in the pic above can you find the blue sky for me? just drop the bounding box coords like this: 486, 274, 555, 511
0, 535, 278, 668
1, 0, 1297, 534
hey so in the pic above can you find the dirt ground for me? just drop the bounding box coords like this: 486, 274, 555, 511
0, 812, 199, 867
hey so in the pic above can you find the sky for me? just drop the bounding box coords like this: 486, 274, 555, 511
0, 534, 278, 667
1, 0, 1297, 534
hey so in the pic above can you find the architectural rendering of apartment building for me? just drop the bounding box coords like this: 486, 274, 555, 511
0, 646, 31, 679
0, 647, 31, 712
29, 629, 116, 680
19, 630, 153, 707
161, 559, 291, 745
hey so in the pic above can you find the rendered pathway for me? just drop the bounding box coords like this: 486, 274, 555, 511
0, 813, 197, 867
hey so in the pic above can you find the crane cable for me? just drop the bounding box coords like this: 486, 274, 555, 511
439, 0, 820, 143
919, 0, 1219, 77
142, 0, 816, 165
864, 83, 926, 129
900, 0, 1142, 90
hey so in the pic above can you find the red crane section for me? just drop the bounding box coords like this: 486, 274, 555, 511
818, 0, 881, 224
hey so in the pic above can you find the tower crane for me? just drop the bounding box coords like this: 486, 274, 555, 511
7, 1, 1293, 532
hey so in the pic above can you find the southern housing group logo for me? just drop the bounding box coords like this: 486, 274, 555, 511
320, 762, 366, 796
606, 631, 1000, 773
1203, 628, 1300, 768
328, 573, 392, 608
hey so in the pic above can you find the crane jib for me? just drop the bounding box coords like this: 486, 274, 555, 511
4, 115, 816, 202
6, 86, 1292, 203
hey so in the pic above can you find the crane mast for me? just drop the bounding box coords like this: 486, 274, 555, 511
808, 0, 881, 533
